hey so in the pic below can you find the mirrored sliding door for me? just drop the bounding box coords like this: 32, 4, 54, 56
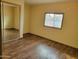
1, 2, 20, 43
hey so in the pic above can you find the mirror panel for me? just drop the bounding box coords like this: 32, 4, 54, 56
1, 2, 20, 43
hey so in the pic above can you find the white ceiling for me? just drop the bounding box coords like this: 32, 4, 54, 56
25, 0, 76, 4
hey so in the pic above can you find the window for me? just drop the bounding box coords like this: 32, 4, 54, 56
44, 13, 64, 29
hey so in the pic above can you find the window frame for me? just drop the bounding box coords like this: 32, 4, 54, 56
44, 12, 64, 30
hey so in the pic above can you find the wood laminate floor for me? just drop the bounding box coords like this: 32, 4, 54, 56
3, 29, 19, 43
2, 33, 78, 59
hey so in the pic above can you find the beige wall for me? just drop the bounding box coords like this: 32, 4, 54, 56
30, 2, 78, 48
4, 5, 15, 29
23, 3, 30, 33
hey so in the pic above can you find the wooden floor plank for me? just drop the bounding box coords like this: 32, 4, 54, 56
2, 33, 78, 59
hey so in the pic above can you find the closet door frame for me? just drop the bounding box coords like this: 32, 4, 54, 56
1, 1, 22, 42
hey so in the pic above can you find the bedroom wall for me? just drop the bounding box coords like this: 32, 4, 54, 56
30, 1, 78, 48
23, 3, 30, 33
